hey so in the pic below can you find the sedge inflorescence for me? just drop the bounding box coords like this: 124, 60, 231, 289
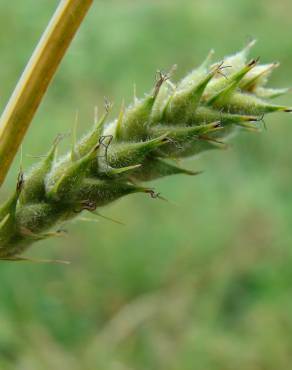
0, 42, 291, 260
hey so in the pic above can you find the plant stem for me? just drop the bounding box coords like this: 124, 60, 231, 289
0, 0, 93, 187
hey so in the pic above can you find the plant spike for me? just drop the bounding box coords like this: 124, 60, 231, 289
0, 44, 291, 259
20, 136, 61, 204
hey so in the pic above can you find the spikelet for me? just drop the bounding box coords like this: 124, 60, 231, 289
0, 43, 291, 259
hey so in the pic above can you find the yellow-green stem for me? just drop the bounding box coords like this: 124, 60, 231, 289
0, 0, 93, 188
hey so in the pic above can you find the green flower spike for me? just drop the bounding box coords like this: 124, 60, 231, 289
0, 43, 291, 259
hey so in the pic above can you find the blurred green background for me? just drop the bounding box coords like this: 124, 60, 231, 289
0, 0, 292, 369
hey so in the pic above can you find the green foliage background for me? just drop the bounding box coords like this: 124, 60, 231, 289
0, 1, 292, 368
